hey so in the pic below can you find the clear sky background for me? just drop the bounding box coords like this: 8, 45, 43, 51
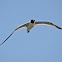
0, 0, 62, 62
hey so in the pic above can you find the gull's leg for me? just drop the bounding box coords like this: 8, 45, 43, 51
27, 31, 30, 33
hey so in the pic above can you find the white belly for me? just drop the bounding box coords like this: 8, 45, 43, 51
27, 23, 34, 31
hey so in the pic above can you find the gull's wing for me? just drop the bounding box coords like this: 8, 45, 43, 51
35, 21, 62, 30
0, 23, 29, 45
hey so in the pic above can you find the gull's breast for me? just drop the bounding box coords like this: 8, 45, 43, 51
26, 23, 34, 31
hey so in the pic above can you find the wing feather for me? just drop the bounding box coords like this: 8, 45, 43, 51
35, 21, 62, 30
15, 23, 29, 31
0, 23, 29, 45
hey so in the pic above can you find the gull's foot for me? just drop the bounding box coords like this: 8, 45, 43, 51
27, 31, 30, 33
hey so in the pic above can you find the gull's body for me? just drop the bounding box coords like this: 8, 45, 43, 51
27, 21, 35, 32
0, 19, 62, 45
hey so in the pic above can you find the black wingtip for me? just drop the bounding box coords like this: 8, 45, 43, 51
59, 28, 62, 30
0, 41, 5, 45
0, 31, 15, 45
0, 43, 4, 45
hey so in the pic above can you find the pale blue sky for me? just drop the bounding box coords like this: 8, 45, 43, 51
0, 0, 62, 62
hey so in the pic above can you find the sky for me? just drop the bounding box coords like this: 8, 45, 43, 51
0, 0, 62, 62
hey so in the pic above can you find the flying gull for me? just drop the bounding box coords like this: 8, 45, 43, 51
0, 19, 62, 45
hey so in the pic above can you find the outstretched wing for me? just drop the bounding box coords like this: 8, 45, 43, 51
35, 21, 62, 30
0, 23, 29, 45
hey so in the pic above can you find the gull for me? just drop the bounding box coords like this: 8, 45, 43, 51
0, 19, 62, 45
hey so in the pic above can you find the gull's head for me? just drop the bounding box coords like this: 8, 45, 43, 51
31, 19, 35, 23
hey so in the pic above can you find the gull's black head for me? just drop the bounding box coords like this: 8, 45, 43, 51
31, 19, 35, 23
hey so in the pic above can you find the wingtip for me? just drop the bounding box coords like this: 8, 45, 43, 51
61, 28, 62, 30
59, 28, 62, 30
59, 27, 62, 30
0, 42, 4, 45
